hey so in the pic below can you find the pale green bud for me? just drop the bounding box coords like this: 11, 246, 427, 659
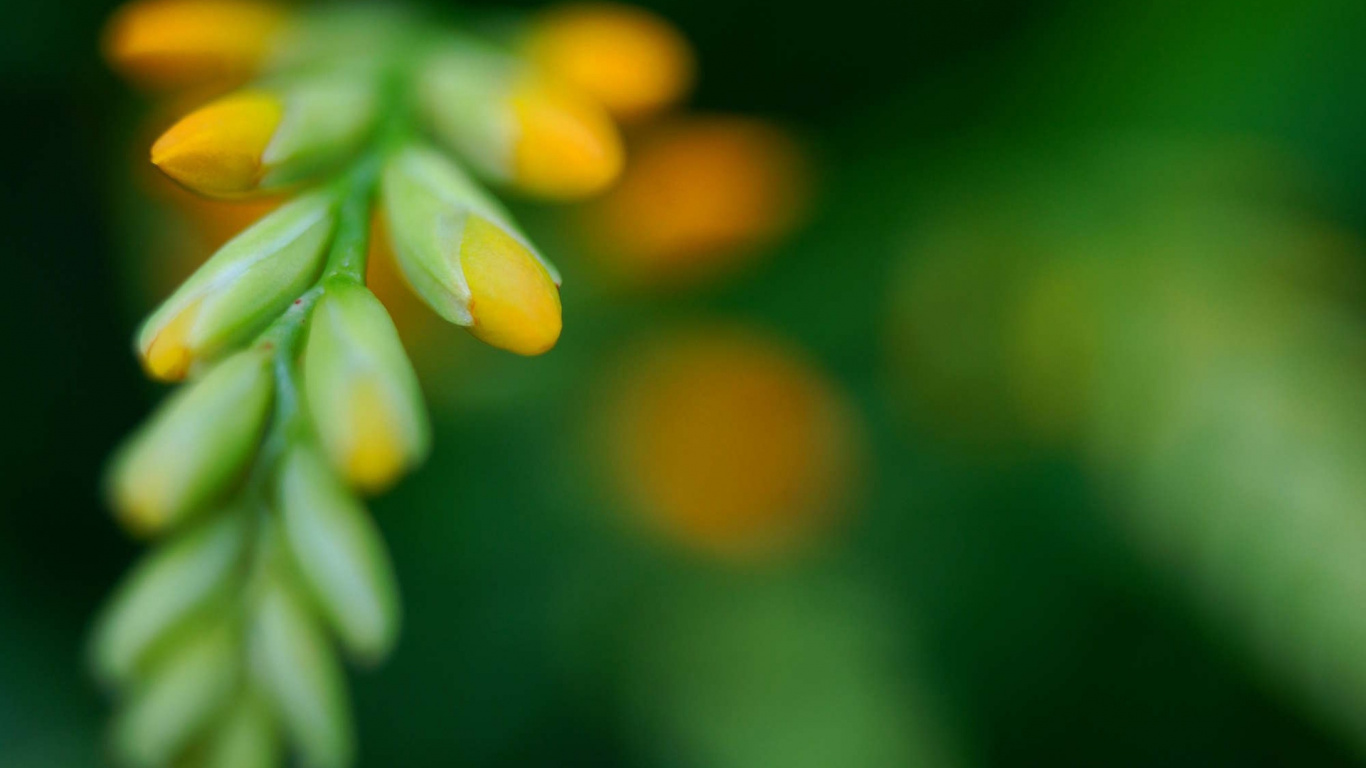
258, 72, 379, 188
250, 577, 355, 768
108, 349, 273, 535
111, 620, 240, 768
380, 145, 564, 355
136, 191, 337, 381
277, 442, 401, 663
90, 510, 248, 687
201, 691, 282, 768
304, 279, 429, 494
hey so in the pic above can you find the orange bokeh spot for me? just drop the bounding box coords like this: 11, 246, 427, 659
586, 117, 810, 288
601, 327, 859, 561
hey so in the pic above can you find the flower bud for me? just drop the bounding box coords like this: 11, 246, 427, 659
250, 577, 355, 768
90, 510, 248, 687
137, 190, 336, 380
305, 280, 429, 492
109, 349, 273, 534
277, 443, 401, 662
201, 691, 281, 768
152, 76, 376, 197
111, 619, 240, 768
523, 2, 694, 121
381, 145, 563, 355
103, 0, 286, 89
417, 45, 623, 199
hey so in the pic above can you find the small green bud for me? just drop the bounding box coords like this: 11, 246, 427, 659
111, 620, 240, 768
277, 442, 401, 662
380, 145, 564, 355
90, 509, 248, 687
108, 349, 274, 535
305, 279, 429, 494
201, 691, 282, 768
258, 72, 379, 188
136, 191, 337, 381
250, 576, 355, 768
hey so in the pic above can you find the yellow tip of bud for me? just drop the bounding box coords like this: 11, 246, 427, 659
103, 0, 285, 89
343, 379, 407, 494
509, 79, 623, 199
525, 2, 694, 121
459, 215, 563, 356
141, 297, 203, 381
151, 91, 284, 197
111, 472, 172, 537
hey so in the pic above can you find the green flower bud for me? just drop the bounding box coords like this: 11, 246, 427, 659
90, 509, 248, 687
416, 43, 622, 199
380, 145, 564, 356
136, 191, 337, 381
250, 577, 355, 768
201, 691, 281, 768
108, 349, 274, 535
111, 620, 241, 768
277, 442, 401, 663
304, 279, 429, 494
151, 74, 377, 197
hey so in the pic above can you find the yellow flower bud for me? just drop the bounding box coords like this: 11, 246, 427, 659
524, 2, 694, 121
152, 78, 376, 198
418, 47, 623, 199
108, 349, 273, 535
304, 280, 429, 493
381, 145, 563, 355
137, 190, 336, 380
103, 0, 286, 89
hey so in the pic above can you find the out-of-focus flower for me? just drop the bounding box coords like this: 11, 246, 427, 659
597, 326, 860, 561
522, 2, 695, 122
418, 45, 623, 199
584, 117, 811, 288
103, 0, 287, 89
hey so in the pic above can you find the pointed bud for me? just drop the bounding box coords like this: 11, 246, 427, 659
277, 443, 401, 662
523, 3, 694, 121
91, 510, 248, 687
250, 577, 355, 768
418, 46, 623, 199
111, 620, 240, 768
103, 0, 286, 89
108, 349, 273, 534
152, 77, 376, 197
137, 190, 336, 380
381, 145, 563, 355
305, 280, 429, 493
201, 691, 281, 768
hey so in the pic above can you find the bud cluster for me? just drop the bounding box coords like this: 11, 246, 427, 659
94, 1, 697, 766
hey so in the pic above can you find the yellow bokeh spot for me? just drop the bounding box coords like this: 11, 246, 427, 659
142, 297, 203, 381
602, 328, 859, 561
458, 215, 563, 356
103, 0, 285, 89
151, 91, 284, 197
589, 117, 809, 286
111, 471, 170, 538
343, 377, 406, 494
525, 2, 694, 121
509, 79, 623, 199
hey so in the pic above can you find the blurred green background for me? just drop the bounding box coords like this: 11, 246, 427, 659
7, 0, 1366, 765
